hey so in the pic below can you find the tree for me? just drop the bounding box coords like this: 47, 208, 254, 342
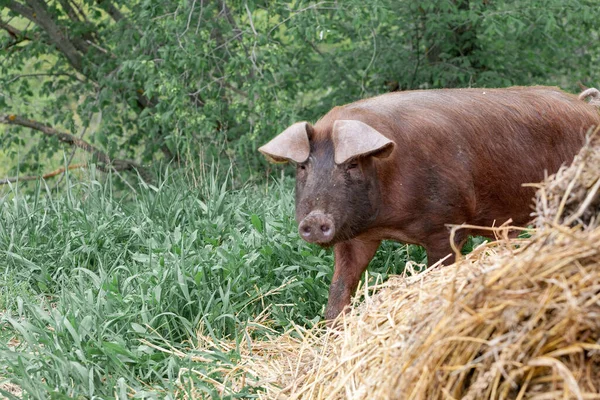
1, 0, 598, 185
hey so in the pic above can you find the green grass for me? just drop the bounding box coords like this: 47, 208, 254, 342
0, 167, 427, 398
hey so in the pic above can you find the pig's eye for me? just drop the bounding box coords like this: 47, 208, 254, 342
298, 164, 307, 170
347, 162, 359, 170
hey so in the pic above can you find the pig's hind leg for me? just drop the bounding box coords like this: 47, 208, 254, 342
423, 228, 469, 267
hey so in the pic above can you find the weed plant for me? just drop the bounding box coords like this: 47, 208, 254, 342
0, 168, 430, 398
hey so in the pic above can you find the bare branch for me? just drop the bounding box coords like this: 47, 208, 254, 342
179, 0, 197, 37
244, 3, 257, 36
84, 39, 112, 55
0, 163, 86, 185
0, 114, 152, 182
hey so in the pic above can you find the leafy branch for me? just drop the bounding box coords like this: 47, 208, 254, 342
0, 16, 34, 48
6, 0, 86, 72
0, 114, 152, 182
4, 0, 172, 160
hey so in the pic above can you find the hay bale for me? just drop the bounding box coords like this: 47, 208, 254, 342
534, 126, 600, 230
235, 228, 600, 399
188, 125, 600, 399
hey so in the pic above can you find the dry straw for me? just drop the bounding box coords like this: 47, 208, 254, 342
533, 126, 600, 230
180, 127, 600, 399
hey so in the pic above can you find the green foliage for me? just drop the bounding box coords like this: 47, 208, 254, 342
0, 170, 421, 397
1, 1, 599, 180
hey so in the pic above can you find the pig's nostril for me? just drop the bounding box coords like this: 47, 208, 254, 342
299, 213, 335, 243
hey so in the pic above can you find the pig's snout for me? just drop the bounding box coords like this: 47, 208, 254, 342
298, 212, 335, 244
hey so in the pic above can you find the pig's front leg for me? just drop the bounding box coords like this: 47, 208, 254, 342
325, 238, 381, 320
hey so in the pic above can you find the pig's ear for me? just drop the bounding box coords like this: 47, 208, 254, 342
332, 120, 395, 164
258, 122, 311, 164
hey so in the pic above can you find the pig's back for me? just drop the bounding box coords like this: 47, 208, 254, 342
342, 87, 600, 227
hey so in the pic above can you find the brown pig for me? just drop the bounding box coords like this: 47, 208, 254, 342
259, 86, 600, 320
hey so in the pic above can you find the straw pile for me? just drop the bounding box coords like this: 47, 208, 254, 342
534, 127, 600, 230
184, 127, 600, 399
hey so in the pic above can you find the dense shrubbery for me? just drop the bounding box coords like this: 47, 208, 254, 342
1, 0, 598, 182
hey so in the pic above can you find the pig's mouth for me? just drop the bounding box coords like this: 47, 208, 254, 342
298, 211, 336, 245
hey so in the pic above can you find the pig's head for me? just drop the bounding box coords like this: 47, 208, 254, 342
259, 119, 395, 246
